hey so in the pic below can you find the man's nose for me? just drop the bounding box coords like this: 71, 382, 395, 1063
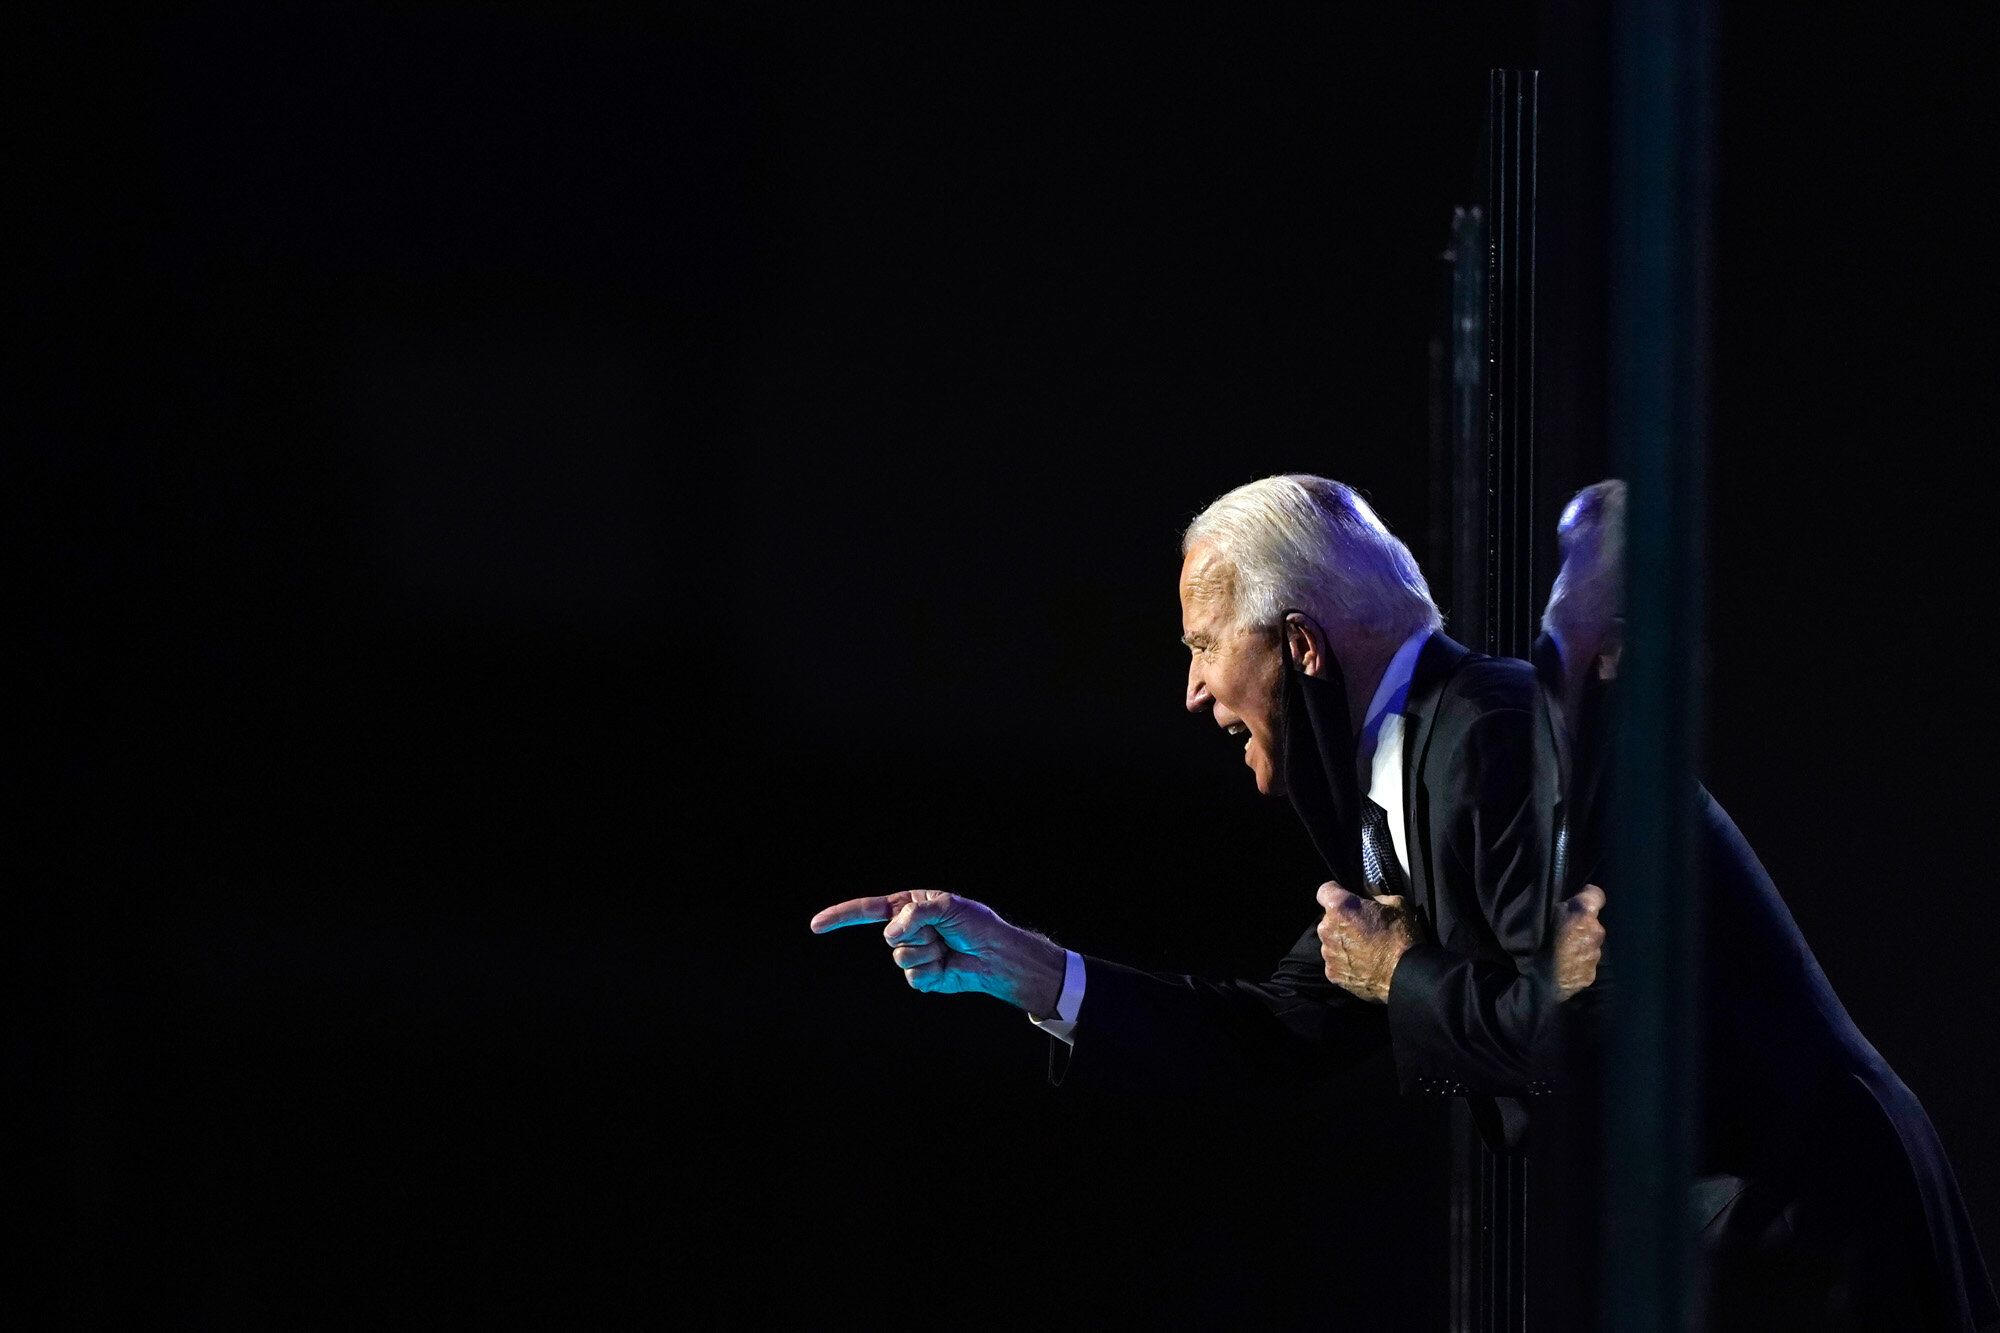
1186, 667, 1212, 713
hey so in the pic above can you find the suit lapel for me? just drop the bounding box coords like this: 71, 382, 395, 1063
1532, 633, 1572, 795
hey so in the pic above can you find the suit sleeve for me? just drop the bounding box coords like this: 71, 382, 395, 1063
1384, 703, 1561, 1096
1051, 926, 1391, 1093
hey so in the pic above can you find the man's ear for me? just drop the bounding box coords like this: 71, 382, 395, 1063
1284, 613, 1325, 676
1597, 617, 1626, 680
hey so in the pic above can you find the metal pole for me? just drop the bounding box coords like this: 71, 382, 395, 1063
1439, 69, 1539, 1333
1604, 0, 1711, 1327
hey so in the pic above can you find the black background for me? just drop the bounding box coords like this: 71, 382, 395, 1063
17, 3, 1996, 1327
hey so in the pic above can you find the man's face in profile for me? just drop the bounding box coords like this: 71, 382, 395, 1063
1180, 544, 1288, 796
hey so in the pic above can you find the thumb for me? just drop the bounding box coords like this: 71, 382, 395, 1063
1569, 885, 1606, 915
1316, 880, 1356, 911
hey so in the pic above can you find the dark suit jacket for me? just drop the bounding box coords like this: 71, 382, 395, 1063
1532, 636, 1996, 1330
1054, 633, 1561, 1141
1691, 795, 1997, 1330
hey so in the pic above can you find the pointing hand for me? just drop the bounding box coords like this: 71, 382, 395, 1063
811, 890, 1067, 1015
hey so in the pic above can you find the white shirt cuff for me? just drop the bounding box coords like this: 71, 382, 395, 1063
1029, 949, 1086, 1046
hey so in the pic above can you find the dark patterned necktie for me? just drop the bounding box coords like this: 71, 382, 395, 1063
1552, 815, 1571, 900
1360, 798, 1409, 898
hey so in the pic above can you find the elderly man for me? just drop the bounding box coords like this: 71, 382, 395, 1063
1535, 480, 1997, 1331
813, 475, 1595, 1145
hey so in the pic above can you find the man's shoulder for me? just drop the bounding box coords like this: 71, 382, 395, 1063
1419, 655, 1545, 803
1414, 653, 1537, 779
1439, 653, 1538, 717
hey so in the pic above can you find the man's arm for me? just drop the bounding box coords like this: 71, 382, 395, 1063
811, 892, 1391, 1094
1055, 927, 1391, 1093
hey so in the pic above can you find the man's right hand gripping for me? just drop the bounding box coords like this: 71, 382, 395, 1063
810, 890, 1067, 1018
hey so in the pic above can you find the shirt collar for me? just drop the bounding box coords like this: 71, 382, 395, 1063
1362, 627, 1433, 735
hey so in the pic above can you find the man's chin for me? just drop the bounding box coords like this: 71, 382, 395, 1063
1248, 746, 1286, 797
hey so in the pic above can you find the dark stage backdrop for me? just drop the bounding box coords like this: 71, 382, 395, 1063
16, 4, 1994, 1327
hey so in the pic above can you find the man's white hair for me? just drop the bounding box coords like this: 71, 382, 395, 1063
1182, 475, 1441, 639
1542, 479, 1627, 636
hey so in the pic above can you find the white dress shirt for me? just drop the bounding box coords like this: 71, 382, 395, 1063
1356, 626, 1431, 880
1033, 628, 1435, 1046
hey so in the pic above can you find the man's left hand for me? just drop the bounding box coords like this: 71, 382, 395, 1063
1316, 881, 1416, 1003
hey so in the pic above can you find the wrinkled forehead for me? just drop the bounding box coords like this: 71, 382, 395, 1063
1179, 544, 1239, 624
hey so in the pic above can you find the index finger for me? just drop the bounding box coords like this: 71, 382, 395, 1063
810, 895, 901, 933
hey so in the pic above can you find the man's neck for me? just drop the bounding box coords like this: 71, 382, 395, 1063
1337, 627, 1418, 733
